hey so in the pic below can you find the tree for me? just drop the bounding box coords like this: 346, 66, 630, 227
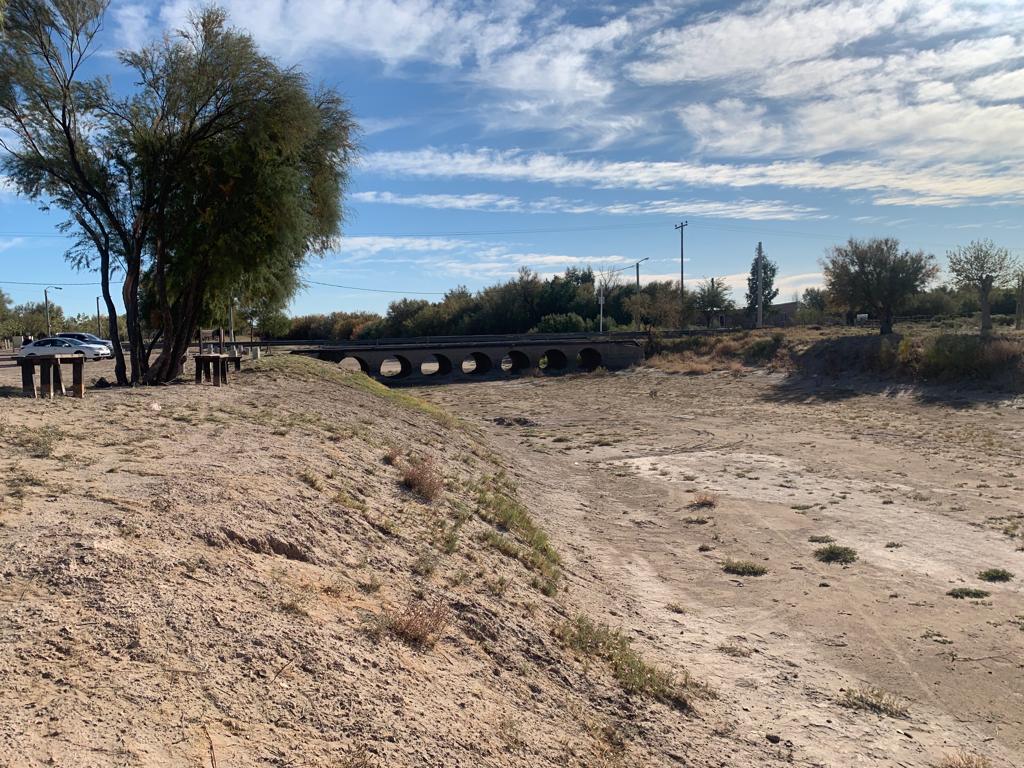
946, 239, 1018, 336
745, 243, 778, 323
802, 287, 828, 313
12, 300, 64, 336
0, 288, 13, 338
694, 277, 735, 327
1016, 271, 1024, 332
0, 2, 355, 384
822, 238, 937, 335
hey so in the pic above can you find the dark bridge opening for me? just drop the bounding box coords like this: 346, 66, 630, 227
501, 350, 531, 374
461, 352, 493, 375
577, 347, 602, 371
421, 353, 453, 376
539, 349, 568, 372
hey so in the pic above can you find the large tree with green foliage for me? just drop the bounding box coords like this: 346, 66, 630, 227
822, 238, 937, 335
0, 1, 355, 383
694, 277, 735, 327
946, 239, 1018, 336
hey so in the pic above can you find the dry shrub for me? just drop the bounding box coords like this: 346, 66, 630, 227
688, 492, 718, 510
382, 445, 402, 465
372, 601, 450, 648
402, 456, 443, 501
841, 686, 908, 718
919, 335, 1023, 380
937, 750, 992, 768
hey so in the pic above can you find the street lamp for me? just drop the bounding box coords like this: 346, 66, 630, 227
44, 285, 62, 337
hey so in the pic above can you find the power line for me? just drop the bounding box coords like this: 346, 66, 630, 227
304, 279, 445, 296
0, 280, 99, 286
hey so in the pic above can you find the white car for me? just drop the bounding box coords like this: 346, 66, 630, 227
18, 337, 112, 361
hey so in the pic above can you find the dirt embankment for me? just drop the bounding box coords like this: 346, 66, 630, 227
2, 355, 791, 768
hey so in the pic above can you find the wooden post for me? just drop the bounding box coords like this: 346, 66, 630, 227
195, 357, 203, 384
20, 361, 37, 398
212, 357, 222, 387
39, 360, 53, 399
52, 359, 66, 397
220, 357, 229, 384
71, 358, 85, 398
203, 359, 212, 382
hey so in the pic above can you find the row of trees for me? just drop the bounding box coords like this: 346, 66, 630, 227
821, 237, 1021, 335
282, 238, 1020, 342
0, 289, 122, 338
1, 1, 356, 384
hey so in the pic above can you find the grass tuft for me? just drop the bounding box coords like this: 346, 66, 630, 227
936, 751, 992, 768
977, 568, 1013, 583
840, 686, 909, 718
814, 544, 858, 565
555, 614, 698, 710
947, 587, 990, 599
722, 559, 767, 577
808, 535, 835, 543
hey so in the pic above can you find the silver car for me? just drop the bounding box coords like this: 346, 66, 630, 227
18, 337, 112, 361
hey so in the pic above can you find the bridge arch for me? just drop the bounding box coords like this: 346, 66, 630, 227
338, 355, 369, 373
461, 351, 493, 375
539, 349, 568, 373
576, 347, 602, 371
421, 353, 453, 377
501, 350, 531, 374
379, 355, 413, 379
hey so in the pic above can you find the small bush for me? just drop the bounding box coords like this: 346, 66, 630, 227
814, 544, 858, 564
885, 541, 903, 549
947, 587, 990, 599
371, 601, 450, 648
977, 568, 1013, 583
722, 559, 767, 577
808, 535, 835, 543
402, 456, 443, 501
840, 687, 908, 718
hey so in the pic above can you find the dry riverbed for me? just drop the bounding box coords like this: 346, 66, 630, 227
415, 366, 1024, 767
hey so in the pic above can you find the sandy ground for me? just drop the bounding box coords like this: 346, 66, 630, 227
415, 366, 1024, 767
2, 351, 1022, 767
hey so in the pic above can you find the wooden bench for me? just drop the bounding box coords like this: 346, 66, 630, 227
194, 354, 230, 386
226, 354, 243, 372
17, 354, 86, 399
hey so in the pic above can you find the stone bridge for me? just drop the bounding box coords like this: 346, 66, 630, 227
292, 333, 645, 384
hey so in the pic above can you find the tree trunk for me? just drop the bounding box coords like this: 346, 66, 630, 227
122, 253, 146, 384
146, 272, 205, 384
979, 279, 993, 337
879, 307, 894, 335
98, 243, 129, 386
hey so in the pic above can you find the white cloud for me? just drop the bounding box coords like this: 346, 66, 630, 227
332, 235, 470, 261
969, 68, 1024, 101
362, 148, 1024, 206
0, 237, 25, 252
629, 0, 911, 84
353, 189, 824, 220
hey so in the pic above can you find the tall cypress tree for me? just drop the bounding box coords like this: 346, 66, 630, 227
745, 243, 779, 319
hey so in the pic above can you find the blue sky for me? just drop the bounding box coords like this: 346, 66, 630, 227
2, 0, 1023, 317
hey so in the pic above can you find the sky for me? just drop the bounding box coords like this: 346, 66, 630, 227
1, 0, 1023, 318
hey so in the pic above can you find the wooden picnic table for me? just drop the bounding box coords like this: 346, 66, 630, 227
16, 354, 86, 399
194, 354, 230, 386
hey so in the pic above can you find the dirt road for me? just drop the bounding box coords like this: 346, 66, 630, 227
416, 367, 1024, 767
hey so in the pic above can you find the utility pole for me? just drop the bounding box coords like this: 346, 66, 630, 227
675, 221, 688, 328
1016, 272, 1024, 331
597, 282, 605, 333
228, 299, 236, 345
43, 285, 61, 337
755, 241, 765, 329
96, 296, 102, 337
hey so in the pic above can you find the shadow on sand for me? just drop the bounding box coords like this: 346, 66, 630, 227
762, 334, 1020, 409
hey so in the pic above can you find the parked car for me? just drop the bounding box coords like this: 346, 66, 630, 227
56, 332, 113, 350
18, 337, 112, 361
